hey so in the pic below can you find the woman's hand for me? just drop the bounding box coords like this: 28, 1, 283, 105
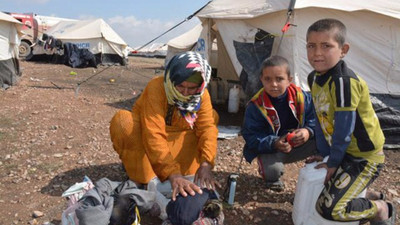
194, 162, 221, 191
169, 174, 202, 201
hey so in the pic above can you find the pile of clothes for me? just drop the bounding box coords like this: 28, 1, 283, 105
61, 177, 224, 225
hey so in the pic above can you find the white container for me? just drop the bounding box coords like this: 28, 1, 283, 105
228, 85, 240, 113
209, 79, 218, 103
292, 161, 366, 225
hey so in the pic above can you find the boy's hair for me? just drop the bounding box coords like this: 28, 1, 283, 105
307, 18, 347, 47
260, 55, 291, 77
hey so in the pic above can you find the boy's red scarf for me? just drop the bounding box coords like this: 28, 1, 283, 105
251, 83, 305, 134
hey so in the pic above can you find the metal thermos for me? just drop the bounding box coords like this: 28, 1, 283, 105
226, 174, 239, 205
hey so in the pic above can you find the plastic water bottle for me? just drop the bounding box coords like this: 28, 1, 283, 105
226, 174, 239, 205
228, 85, 240, 113
292, 161, 366, 225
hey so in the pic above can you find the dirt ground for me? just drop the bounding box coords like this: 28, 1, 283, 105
0, 57, 399, 225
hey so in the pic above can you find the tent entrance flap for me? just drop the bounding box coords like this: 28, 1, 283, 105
233, 29, 275, 98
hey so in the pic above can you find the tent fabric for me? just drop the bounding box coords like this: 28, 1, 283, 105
195, 1, 400, 95
183, 0, 400, 146
197, 0, 400, 20
165, 23, 219, 69
31, 19, 128, 65
165, 24, 203, 65
0, 12, 23, 25
167, 24, 203, 49
47, 19, 126, 45
0, 12, 22, 88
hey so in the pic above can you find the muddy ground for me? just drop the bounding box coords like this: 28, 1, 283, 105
0, 57, 399, 225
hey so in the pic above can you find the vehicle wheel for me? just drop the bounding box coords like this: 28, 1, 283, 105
19, 41, 32, 58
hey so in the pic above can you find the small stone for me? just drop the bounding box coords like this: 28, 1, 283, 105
53, 153, 63, 158
241, 208, 250, 216
271, 210, 279, 216
32, 210, 44, 218
388, 189, 398, 196
28, 219, 38, 225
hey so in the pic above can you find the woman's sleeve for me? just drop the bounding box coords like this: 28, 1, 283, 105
140, 80, 181, 181
194, 89, 218, 166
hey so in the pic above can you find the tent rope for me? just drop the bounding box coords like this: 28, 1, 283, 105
74, 65, 112, 97
134, 1, 212, 52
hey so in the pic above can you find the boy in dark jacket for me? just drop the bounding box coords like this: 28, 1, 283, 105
242, 55, 317, 191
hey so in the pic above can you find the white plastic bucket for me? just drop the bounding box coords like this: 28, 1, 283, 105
292, 161, 366, 225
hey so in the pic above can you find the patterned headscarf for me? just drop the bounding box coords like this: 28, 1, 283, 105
164, 51, 211, 128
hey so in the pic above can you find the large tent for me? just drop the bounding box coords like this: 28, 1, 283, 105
0, 12, 22, 89
187, 0, 400, 146
166, 23, 219, 69
30, 19, 128, 66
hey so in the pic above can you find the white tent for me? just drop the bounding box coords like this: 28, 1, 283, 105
166, 24, 203, 64
194, 0, 400, 146
0, 12, 22, 88
32, 19, 128, 65
166, 23, 219, 68
194, 0, 400, 95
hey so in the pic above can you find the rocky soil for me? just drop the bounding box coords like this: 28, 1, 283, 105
0, 57, 399, 225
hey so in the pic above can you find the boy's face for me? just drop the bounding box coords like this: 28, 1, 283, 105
306, 30, 349, 74
260, 65, 292, 98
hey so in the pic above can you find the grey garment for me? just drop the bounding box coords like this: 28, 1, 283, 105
258, 139, 317, 182
147, 176, 195, 220
75, 178, 156, 225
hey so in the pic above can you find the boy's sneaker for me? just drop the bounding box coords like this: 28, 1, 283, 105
366, 190, 386, 201
370, 202, 397, 225
266, 180, 284, 192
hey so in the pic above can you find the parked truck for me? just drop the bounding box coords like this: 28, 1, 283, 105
4, 12, 76, 58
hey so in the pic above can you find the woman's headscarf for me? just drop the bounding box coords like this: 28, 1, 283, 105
164, 51, 211, 128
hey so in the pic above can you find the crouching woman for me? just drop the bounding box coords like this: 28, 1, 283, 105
110, 51, 221, 224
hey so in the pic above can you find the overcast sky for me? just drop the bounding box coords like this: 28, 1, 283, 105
1, 0, 210, 48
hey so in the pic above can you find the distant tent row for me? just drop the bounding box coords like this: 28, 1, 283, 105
29, 19, 129, 67
132, 43, 167, 58
0, 12, 22, 89
166, 0, 400, 147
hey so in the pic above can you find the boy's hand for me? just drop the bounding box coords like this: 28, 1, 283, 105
324, 167, 337, 185
274, 136, 292, 153
313, 161, 337, 185
305, 154, 324, 163
287, 128, 310, 147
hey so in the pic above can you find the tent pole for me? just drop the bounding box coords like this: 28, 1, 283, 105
207, 19, 212, 62
275, 0, 296, 56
